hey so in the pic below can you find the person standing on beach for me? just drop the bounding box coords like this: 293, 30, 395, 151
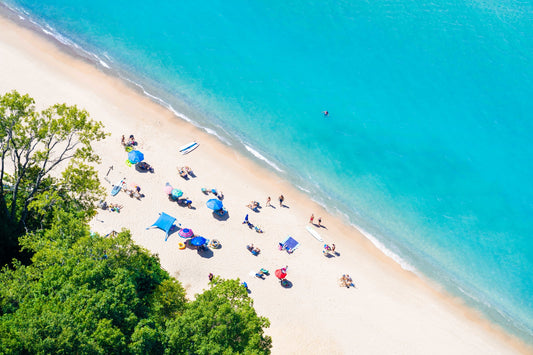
309, 214, 314, 224
266, 196, 271, 207
279, 195, 284, 207
318, 217, 322, 227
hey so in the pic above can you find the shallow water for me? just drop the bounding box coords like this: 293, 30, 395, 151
4, 0, 533, 341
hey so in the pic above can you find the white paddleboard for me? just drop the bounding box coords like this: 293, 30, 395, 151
306, 226, 324, 242
179, 141, 199, 154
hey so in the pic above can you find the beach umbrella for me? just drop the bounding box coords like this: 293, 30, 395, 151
163, 184, 173, 194
206, 198, 223, 210
128, 150, 144, 164
178, 228, 194, 239
190, 236, 207, 246
275, 269, 287, 280
171, 188, 183, 199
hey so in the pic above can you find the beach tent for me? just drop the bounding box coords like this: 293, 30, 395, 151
281, 236, 300, 253
147, 212, 176, 241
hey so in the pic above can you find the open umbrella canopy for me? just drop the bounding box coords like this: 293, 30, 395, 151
178, 228, 194, 238
275, 269, 287, 279
171, 188, 183, 199
128, 150, 144, 164
206, 198, 223, 210
190, 236, 207, 246
163, 184, 173, 194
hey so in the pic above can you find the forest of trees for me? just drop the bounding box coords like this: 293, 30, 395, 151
0, 91, 272, 354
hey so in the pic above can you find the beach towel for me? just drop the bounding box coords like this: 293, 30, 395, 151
281, 236, 300, 253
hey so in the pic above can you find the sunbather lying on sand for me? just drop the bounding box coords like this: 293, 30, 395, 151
178, 167, 188, 178
108, 203, 123, 212
247, 201, 259, 210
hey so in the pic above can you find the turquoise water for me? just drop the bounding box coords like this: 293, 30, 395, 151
3, 0, 533, 342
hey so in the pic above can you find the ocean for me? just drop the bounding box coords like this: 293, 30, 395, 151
2, 0, 532, 343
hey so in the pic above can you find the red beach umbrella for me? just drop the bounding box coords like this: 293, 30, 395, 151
275, 269, 287, 280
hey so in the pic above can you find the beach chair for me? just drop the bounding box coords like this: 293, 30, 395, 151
260, 268, 269, 275
255, 271, 265, 279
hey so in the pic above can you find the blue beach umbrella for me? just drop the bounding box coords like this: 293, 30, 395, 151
206, 198, 223, 210
128, 150, 144, 164
190, 236, 207, 246
171, 188, 183, 199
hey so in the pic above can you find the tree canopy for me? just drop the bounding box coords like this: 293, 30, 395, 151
0, 91, 272, 354
0, 211, 271, 354
0, 90, 106, 264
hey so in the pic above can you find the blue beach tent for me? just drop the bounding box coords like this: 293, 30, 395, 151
147, 212, 176, 241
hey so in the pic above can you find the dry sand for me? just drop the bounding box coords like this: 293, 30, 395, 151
0, 13, 530, 355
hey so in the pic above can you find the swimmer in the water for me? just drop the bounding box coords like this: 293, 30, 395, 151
323, 110, 329, 116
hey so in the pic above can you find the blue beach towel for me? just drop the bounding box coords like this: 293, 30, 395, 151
281, 236, 300, 253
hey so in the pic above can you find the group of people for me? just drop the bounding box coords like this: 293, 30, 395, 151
340, 274, 355, 288
264, 195, 284, 207
247, 244, 261, 256
323, 243, 336, 255
124, 184, 142, 200
121, 134, 137, 147
202, 187, 223, 200
98, 200, 123, 212
178, 166, 193, 178
247, 201, 260, 210
309, 214, 323, 227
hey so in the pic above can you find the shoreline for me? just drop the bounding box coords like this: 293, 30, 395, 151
0, 10, 531, 354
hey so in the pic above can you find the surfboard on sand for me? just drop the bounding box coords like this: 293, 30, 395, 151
306, 226, 324, 242
110, 179, 124, 196
179, 141, 199, 154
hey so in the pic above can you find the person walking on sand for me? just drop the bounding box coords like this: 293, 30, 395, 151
279, 194, 284, 207
318, 217, 322, 227
266, 196, 271, 207
309, 214, 314, 224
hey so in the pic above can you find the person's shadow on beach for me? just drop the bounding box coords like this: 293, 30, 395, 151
281, 204, 290, 209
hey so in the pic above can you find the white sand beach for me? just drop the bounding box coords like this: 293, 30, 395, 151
0, 14, 530, 355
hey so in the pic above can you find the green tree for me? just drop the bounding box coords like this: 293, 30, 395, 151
165, 277, 272, 355
0, 90, 107, 265
0, 211, 186, 354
